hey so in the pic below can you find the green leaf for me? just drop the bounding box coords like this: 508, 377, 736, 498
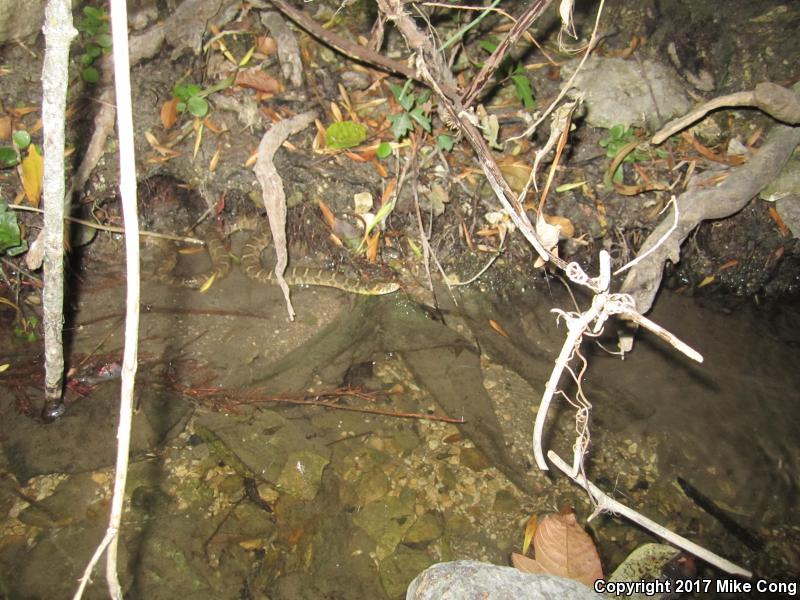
389, 81, 415, 111
437, 134, 454, 152
325, 120, 368, 150
389, 112, 413, 140
416, 89, 431, 105
94, 33, 113, 49
173, 83, 201, 102
12, 131, 31, 150
478, 40, 497, 53
376, 141, 393, 159
81, 67, 100, 83
409, 107, 431, 132
186, 96, 209, 118
82, 6, 104, 20
0, 200, 25, 254
0, 147, 18, 168
510, 73, 535, 108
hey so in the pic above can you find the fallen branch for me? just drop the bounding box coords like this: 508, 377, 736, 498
652, 81, 800, 145
547, 451, 751, 578
622, 115, 800, 315
253, 110, 317, 320
265, 0, 416, 81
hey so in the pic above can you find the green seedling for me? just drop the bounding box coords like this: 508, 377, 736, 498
172, 83, 210, 118
382, 81, 452, 156
14, 314, 39, 343
387, 80, 432, 140
599, 124, 650, 184
0, 199, 27, 256
477, 40, 535, 109
77, 5, 111, 83
0, 130, 33, 169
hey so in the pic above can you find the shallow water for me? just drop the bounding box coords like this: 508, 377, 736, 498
0, 264, 798, 598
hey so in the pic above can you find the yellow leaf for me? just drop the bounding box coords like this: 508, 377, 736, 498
522, 514, 538, 555
20, 144, 43, 206
698, 275, 715, 288
198, 272, 217, 293
0, 363, 10, 373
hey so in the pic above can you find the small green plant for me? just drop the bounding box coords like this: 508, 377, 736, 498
76, 5, 112, 83
0, 130, 33, 169
382, 81, 453, 156
172, 83, 210, 118
599, 124, 650, 183
14, 314, 39, 343
325, 121, 367, 150
478, 40, 535, 109
0, 199, 27, 256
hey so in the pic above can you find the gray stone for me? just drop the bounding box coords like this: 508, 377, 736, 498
563, 56, 691, 130
406, 560, 604, 600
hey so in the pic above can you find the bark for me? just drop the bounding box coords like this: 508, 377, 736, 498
40, 0, 77, 420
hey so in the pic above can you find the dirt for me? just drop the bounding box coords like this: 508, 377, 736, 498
1, 0, 799, 598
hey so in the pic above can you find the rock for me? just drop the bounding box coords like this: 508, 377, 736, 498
459, 447, 491, 471
381, 546, 434, 599
403, 511, 444, 545
0, 0, 47, 44
276, 449, 329, 500
563, 56, 691, 130
406, 560, 604, 599
353, 492, 416, 559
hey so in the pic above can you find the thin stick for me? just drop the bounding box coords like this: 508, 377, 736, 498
547, 451, 752, 578
73, 0, 140, 597
9, 204, 204, 245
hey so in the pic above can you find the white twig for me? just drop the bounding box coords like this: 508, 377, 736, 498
73, 0, 140, 598
547, 450, 752, 578
614, 196, 678, 275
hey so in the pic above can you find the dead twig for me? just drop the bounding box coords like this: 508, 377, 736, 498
461, 0, 555, 109
266, 0, 417, 81
253, 110, 317, 320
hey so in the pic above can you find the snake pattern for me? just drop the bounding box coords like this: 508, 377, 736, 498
153, 226, 399, 295
241, 229, 400, 296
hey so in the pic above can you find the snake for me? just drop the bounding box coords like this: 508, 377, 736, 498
152, 226, 399, 295
241, 228, 400, 295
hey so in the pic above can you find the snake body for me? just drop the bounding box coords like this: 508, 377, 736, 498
153, 226, 398, 295
241, 229, 400, 296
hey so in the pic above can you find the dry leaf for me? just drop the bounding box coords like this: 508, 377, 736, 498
488, 319, 509, 338
498, 159, 532, 195
235, 68, 283, 95
523, 511, 604, 588
534, 213, 561, 267
160, 97, 179, 130
0, 116, 12, 140
256, 35, 277, 55
543, 214, 575, 239
522, 514, 538, 556
318, 200, 336, 229
20, 144, 43, 206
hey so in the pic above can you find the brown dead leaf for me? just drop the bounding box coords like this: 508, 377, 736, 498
0, 116, 12, 140
160, 97, 179, 130
20, 144, 43, 206
498, 158, 532, 195
488, 319, 509, 338
256, 35, 277, 56
235, 68, 282, 95
318, 200, 336, 230
543, 214, 575, 239
513, 511, 603, 588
